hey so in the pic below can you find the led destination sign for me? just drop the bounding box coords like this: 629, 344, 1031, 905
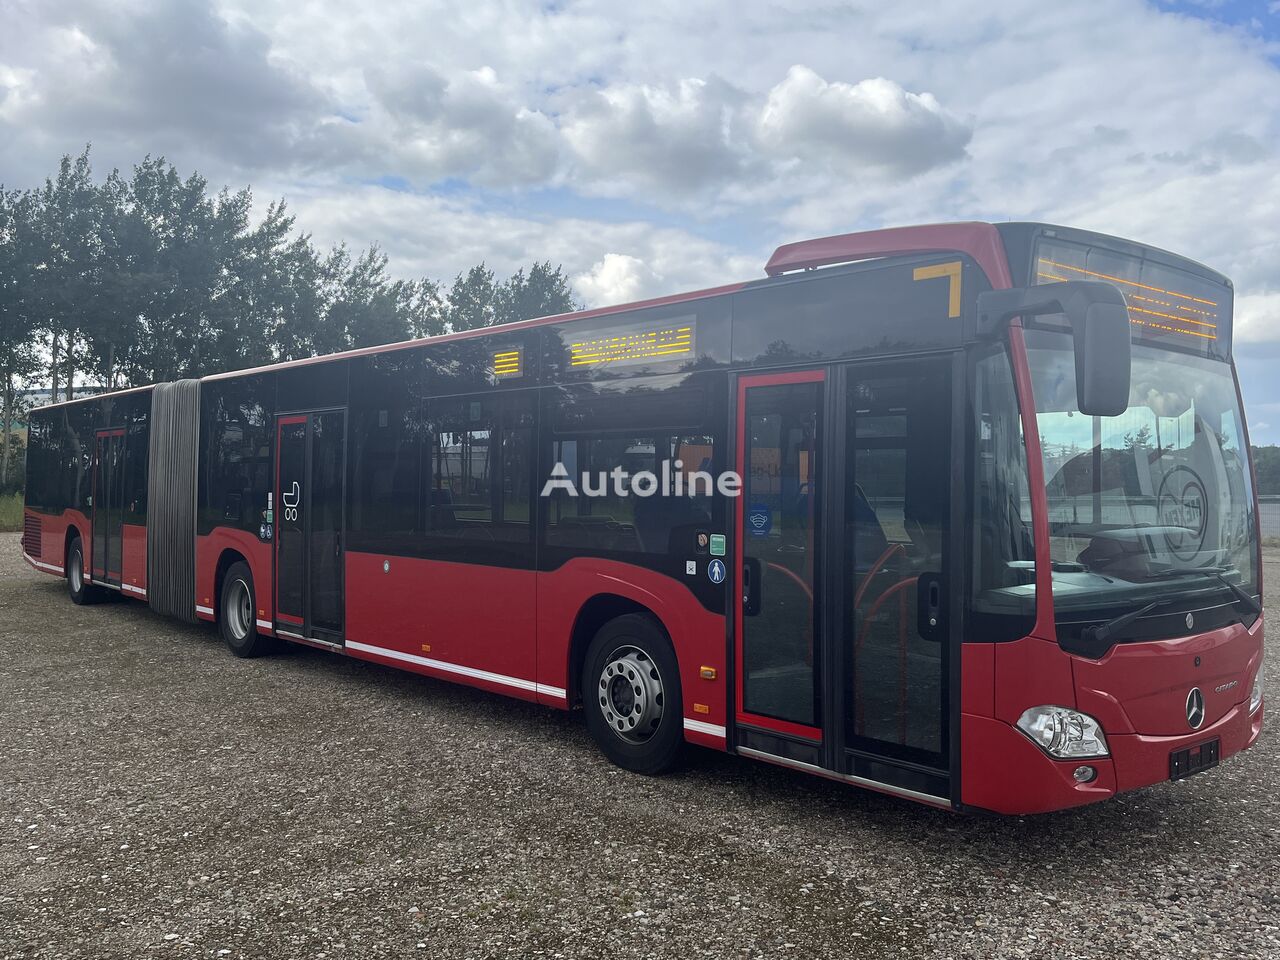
492, 346, 523, 379
568, 317, 696, 368
1035, 238, 1227, 351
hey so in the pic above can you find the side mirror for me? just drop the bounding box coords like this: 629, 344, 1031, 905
976, 280, 1132, 417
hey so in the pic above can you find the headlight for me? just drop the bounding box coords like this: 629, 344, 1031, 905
1251, 674, 1263, 714
1016, 706, 1110, 759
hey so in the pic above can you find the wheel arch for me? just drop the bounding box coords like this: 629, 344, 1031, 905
567, 593, 673, 709
213, 548, 252, 624
63, 521, 88, 573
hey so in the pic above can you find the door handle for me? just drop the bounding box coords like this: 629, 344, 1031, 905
743, 557, 762, 616
917, 572, 943, 641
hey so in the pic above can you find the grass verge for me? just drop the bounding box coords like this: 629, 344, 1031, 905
0, 492, 22, 532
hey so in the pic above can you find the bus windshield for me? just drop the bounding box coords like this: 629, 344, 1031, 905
1024, 327, 1258, 622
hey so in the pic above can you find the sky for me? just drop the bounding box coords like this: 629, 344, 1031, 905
2, 0, 1279, 438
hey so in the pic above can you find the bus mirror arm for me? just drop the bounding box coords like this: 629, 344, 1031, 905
975, 280, 1132, 418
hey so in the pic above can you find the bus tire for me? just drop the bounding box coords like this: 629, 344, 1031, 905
219, 562, 273, 658
66, 535, 103, 605
583, 614, 684, 775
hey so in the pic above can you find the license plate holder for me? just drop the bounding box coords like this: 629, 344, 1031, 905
1169, 738, 1220, 781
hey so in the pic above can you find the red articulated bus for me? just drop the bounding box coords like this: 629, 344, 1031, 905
21, 222, 1264, 814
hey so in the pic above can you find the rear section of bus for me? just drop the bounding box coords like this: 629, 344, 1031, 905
962, 223, 1263, 814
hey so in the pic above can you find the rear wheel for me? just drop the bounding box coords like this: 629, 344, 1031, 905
219, 561, 274, 658
582, 614, 684, 774
66, 536, 103, 605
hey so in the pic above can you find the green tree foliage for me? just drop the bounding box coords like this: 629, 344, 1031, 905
0, 147, 581, 489
1252, 446, 1280, 496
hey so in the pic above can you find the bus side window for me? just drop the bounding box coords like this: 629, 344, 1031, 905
426, 394, 532, 544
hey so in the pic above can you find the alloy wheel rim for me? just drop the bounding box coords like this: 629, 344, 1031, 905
598, 645, 664, 744
226, 579, 252, 640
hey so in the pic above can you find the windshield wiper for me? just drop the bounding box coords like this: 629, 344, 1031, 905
1145, 566, 1262, 618
1080, 599, 1170, 652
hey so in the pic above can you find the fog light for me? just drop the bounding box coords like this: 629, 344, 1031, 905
1073, 765, 1097, 784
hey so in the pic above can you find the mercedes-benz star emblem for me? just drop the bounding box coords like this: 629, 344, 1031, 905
1185, 612, 1195, 631
1186, 687, 1205, 730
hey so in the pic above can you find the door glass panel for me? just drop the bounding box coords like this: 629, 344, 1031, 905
310, 411, 345, 635
92, 436, 108, 578
741, 380, 822, 729
277, 420, 306, 624
845, 368, 948, 762
107, 434, 124, 577
92, 432, 125, 581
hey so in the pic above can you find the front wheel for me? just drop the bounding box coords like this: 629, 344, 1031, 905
66, 536, 103, 605
219, 561, 275, 658
582, 614, 684, 775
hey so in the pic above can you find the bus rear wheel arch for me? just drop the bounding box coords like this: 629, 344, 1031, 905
218, 559, 275, 658
582, 613, 684, 775
65, 533, 104, 606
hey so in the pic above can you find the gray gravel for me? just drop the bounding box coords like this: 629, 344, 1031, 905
1, 532, 1277, 959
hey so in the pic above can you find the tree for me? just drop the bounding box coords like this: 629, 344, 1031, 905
494, 261, 579, 325
0, 147, 585, 495
0, 189, 42, 489
444, 263, 498, 332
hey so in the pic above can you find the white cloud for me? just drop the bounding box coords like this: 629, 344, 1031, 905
270, 182, 762, 306
573, 253, 660, 306
358, 64, 560, 187
561, 77, 750, 198
1234, 292, 1280, 345
755, 67, 970, 178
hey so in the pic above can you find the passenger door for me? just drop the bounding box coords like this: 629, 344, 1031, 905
733, 360, 954, 803
840, 360, 951, 794
91, 428, 126, 587
275, 410, 347, 644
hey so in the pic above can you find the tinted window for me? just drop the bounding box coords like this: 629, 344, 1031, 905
732, 257, 981, 366
63, 403, 95, 514
24, 409, 57, 512
123, 392, 151, 525
424, 392, 534, 558
544, 376, 718, 557
348, 350, 428, 553
277, 359, 347, 412
199, 376, 274, 535
425, 333, 541, 395
545, 434, 716, 555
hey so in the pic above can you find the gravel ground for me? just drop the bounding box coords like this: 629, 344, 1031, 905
1, 533, 1276, 959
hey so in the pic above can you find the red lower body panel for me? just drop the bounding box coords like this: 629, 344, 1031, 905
962, 699, 1263, 815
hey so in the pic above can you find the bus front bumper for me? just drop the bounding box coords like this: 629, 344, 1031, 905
961, 698, 1263, 815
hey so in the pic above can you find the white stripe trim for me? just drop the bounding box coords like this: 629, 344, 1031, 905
121, 584, 147, 597
683, 718, 727, 739
736, 746, 951, 809
346, 639, 562, 698
195, 604, 215, 617
256, 619, 273, 630
22, 552, 64, 575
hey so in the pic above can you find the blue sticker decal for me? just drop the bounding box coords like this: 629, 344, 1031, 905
747, 503, 772, 537
707, 558, 726, 585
